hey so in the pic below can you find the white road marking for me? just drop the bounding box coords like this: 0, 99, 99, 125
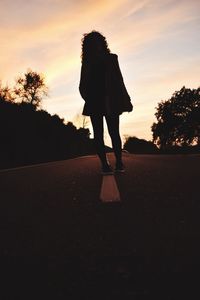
100, 175, 121, 202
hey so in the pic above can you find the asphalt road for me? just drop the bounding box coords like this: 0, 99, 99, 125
1, 153, 200, 299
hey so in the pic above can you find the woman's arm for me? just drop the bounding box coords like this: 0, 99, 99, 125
114, 54, 124, 84
79, 61, 91, 101
114, 54, 133, 112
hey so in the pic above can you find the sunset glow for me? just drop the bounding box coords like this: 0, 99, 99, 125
1, 0, 200, 145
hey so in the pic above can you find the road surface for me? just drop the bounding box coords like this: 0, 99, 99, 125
1, 153, 200, 298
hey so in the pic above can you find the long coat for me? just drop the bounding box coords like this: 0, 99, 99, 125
79, 53, 133, 116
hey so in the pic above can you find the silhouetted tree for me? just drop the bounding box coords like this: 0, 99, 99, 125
0, 92, 96, 169
0, 82, 13, 102
152, 86, 200, 149
0, 70, 101, 169
14, 69, 48, 108
124, 136, 158, 154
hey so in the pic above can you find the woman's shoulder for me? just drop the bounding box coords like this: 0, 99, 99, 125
107, 53, 118, 63
109, 53, 118, 58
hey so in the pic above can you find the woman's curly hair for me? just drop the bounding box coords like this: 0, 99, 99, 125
80, 30, 111, 63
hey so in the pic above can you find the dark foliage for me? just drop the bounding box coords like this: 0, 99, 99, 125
123, 136, 158, 154
156, 144, 200, 154
0, 98, 95, 169
152, 86, 200, 149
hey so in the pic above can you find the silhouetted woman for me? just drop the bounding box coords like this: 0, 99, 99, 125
79, 30, 133, 174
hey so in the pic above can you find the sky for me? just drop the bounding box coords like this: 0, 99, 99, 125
1, 0, 200, 146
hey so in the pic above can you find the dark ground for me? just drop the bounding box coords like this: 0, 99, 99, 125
0, 153, 200, 299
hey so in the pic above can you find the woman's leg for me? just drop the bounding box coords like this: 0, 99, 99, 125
90, 114, 108, 167
105, 114, 122, 164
